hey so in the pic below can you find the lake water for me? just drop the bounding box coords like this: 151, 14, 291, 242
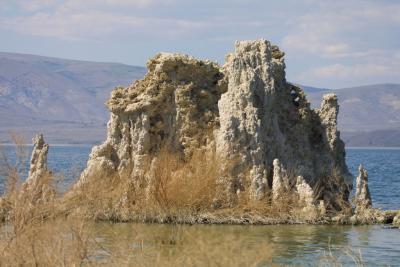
93, 223, 400, 266
1, 145, 400, 265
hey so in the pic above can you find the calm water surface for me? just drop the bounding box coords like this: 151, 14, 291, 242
1, 145, 400, 265
346, 148, 400, 210
92, 223, 400, 266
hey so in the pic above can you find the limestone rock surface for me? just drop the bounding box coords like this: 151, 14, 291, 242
272, 159, 289, 202
78, 53, 224, 186
394, 213, 400, 227
296, 175, 315, 208
26, 134, 49, 185
76, 39, 353, 212
355, 164, 372, 211
23, 134, 54, 203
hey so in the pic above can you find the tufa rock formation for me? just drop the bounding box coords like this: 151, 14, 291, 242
76, 39, 353, 214
355, 164, 372, 211
26, 134, 49, 185
23, 134, 55, 203
78, 53, 225, 187
272, 158, 289, 202
394, 213, 400, 228
0, 134, 54, 221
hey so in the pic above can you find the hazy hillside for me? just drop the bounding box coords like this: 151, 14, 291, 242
0, 52, 146, 144
341, 129, 400, 147
303, 83, 400, 147
304, 84, 400, 132
1, 52, 399, 146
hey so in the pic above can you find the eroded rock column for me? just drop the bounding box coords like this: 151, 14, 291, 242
355, 164, 372, 211
26, 134, 49, 185
23, 134, 54, 203
217, 40, 285, 201
272, 159, 289, 201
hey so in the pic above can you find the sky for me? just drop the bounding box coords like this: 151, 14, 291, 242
0, 0, 399, 88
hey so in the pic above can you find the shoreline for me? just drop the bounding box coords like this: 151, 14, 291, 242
1, 143, 399, 149
0, 143, 96, 147
346, 146, 400, 150
89, 208, 400, 226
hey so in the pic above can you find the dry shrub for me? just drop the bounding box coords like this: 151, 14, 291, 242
0, 134, 99, 266
67, 145, 330, 223
231, 166, 318, 222
64, 147, 221, 222
234, 187, 310, 223
61, 171, 126, 221
146, 148, 218, 213
142, 149, 322, 223
318, 241, 364, 267
0, 134, 363, 266
0, 216, 97, 266
313, 168, 352, 217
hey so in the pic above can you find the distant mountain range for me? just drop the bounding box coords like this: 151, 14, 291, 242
0, 52, 145, 144
302, 84, 400, 147
0, 52, 399, 146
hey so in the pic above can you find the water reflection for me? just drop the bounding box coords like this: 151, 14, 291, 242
91, 223, 400, 266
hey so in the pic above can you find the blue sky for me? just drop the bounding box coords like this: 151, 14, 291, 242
0, 0, 399, 88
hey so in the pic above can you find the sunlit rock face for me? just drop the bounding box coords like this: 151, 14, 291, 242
355, 164, 372, 212
77, 39, 353, 211
78, 53, 226, 188
26, 134, 49, 185
216, 40, 352, 208
23, 134, 55, 203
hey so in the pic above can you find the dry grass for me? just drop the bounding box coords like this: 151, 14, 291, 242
1, 135, 353, 225
0, 216, 97, 266
318, 240, 365, 267
313, 167, 353, 218
142, 148, 218, 213
0, 135, 367, 266
66, 146, 332, 224
0, 135, 100, 266
63, 147, 220, 222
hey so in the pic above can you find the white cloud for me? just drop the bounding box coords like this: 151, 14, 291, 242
358, 4, 400, 23
21, 0, 58, 11
282, 1, 400, 59
0, 0, 60, 12
3, 11, 132, 40
280, 0, 400, 87
1, 0, 399, 88
0, 5, 210, 41
300, 64, 398, 79
0, 0, 267, 41
297, 62, 400, 88
282, 32, 350, 57
59, 0, 167, 10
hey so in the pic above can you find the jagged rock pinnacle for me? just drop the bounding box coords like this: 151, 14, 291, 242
76, 39, 353, 211
355, 164, 372, 211
23, 134, 54, 203
27, 134, 49, 184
